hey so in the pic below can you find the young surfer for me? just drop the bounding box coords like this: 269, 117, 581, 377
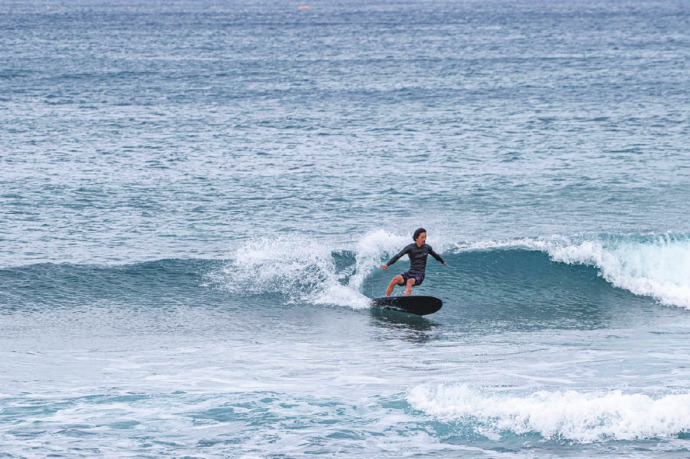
380, 228, 446, 296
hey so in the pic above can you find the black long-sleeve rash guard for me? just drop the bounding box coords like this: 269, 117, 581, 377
386, 243, 445, 274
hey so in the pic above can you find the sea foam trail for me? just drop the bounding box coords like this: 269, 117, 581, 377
408, 384, 690, 443
213, 234, 380, 309
457, 234, 690, 309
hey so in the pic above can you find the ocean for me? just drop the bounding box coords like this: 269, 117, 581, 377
1, 0, 690, 456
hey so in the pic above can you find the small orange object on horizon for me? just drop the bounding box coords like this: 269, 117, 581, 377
298, 5, 310, 9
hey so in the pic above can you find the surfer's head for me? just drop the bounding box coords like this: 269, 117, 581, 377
413, 228, 427, 245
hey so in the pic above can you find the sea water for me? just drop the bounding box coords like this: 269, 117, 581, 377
1, 0, 690, 456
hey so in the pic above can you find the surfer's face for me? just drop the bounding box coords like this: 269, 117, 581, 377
415, 232, 426, 246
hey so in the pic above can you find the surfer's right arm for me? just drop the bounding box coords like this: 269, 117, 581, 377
380, 245, 411, 269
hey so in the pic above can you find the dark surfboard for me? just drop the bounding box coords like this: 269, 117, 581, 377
371, 296, 442, 316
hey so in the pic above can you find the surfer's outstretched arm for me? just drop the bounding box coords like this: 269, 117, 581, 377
429, 247, 446, 265
381, 245, 412, 269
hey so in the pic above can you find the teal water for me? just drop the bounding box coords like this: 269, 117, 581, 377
2, 0, 690, 456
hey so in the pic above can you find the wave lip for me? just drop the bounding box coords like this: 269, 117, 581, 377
408, 384, 690, 443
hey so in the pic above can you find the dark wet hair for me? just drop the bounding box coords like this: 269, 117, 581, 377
413, 228, 427, 241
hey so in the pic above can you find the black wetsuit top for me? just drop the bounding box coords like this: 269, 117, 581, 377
386, 243, 445, 274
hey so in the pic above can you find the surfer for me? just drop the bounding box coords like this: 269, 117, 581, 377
380, 228, 446, 296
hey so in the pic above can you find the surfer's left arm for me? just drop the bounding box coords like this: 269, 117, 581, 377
429, 247, 447, 266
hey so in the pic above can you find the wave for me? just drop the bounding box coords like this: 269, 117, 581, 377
455, 233, 690, 309
544, 234, 690, 309
408, 384, 690, 443
210, 231, 690, 310
2, 231, 689, 312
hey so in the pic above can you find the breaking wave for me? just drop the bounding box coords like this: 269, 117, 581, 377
455, 233, 690, 309
3, 231, 688, 312
408, 383, 690, 443
212, 231, 690, 310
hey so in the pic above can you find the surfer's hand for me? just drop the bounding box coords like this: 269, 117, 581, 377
380, 265, 388, 270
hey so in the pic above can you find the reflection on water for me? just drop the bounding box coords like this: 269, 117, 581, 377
369, 307, 440, 344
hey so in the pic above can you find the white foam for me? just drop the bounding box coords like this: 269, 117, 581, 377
212, 235, 354, 305
348, 229, 410, 291
408, 384, 690, 443
213, 232, 404, 309
311, 282, 371, 309
453, 235, 575, 253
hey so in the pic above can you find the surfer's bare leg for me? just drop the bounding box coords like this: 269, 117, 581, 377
404, 277, 416, 296
386, 275, 404, 296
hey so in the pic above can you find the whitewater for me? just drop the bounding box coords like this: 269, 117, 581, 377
2, 0, 690, 457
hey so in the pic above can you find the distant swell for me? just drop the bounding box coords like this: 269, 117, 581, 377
0, 259, 216, 309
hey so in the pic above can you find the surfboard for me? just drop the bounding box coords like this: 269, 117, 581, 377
371, 295, 442, 316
